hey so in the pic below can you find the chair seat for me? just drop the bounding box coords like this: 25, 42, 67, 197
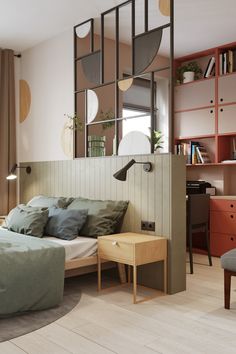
221, 249, 236, 272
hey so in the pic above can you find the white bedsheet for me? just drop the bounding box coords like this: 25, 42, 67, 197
44, 236, 97, 261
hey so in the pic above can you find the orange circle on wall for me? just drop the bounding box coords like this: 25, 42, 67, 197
20, 80, 31, 123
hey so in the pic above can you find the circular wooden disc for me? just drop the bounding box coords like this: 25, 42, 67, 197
159, 0, 170, 16
118, 78, 133, 92
20, 80, 31, 123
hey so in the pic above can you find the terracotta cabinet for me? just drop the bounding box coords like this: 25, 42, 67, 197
175, 79, 215, 112
210, 199, 236, 257
218, 74, 236, 104
218, 104, 236, 134
175, 107, 215, 138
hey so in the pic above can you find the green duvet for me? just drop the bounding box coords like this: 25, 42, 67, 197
0, 228, 65, 317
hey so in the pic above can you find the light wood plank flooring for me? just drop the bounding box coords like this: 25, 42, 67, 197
1, 254, 236, 354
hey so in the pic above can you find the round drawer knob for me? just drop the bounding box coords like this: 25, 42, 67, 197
231, 237, 234, 241
210, 110, 214, 114
220, 98, 223, 102
230, 215, 234, 219
220, 109, 224, 112
112, 241, 118, 246
231, 204, 234, 208
210, 100, 213, 104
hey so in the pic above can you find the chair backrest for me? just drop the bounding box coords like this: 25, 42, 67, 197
187, 194, 210, 227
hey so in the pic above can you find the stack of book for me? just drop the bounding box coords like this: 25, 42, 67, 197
175, 141, 211, 164
219, 49, 236, 75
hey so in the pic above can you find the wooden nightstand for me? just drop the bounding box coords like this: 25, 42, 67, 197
0, 216, 6, 226
98, 232, 167, 304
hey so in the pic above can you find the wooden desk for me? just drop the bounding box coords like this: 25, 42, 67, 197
98, 232, 167, 304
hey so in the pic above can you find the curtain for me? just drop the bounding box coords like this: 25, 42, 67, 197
0, 49, 16, 215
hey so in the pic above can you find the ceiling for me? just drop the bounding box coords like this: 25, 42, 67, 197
0, 0, 236, 57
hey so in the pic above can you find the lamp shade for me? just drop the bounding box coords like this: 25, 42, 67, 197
113, 159, 136, 181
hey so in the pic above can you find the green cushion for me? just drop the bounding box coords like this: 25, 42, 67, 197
27, 195, 74, 209
67, 197, 129, 237
45, 207, 88, 241
5, 205, 49, 238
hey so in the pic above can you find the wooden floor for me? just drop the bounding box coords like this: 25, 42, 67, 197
2, 254, 236, 354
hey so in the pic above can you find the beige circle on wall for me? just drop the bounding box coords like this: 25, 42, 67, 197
118, 78, 134, 92
159, 0, 170, 16
20, 79, 31, 123
61, 122, 74, 159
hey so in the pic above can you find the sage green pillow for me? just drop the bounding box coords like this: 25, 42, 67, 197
67, 197, 129, 237
27, 195, 74, 209
5, 205, 49, 238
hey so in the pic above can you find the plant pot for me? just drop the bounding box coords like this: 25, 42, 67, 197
183, 71, 194, 83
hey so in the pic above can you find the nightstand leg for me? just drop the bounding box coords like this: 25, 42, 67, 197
128, 265, 131, 284
98, 256, 101, 291
133, 265, 137, 304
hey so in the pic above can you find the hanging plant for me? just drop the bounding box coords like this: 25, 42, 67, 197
64, 113, 83, 131
99, 109, 115, 130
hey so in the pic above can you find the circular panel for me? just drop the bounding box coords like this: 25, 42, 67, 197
118, 78, 134, 92
87, 89, 99, 124
20, 80, 31, 123
61, 123, 74, 159
118, 131, 151, 156
76, 22, 91, 38
159, 0, 170, 16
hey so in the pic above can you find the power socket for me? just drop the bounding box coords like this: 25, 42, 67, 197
141, 221, 155, 232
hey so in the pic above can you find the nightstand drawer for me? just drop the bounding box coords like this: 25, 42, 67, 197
98, 239, 134, 264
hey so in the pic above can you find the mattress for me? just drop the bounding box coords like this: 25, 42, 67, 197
44, 236, 97, 261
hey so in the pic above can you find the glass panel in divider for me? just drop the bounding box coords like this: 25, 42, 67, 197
75, 91, 86, 158
87, 123, 116, 157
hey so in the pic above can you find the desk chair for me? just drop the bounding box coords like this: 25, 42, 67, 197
187, 194, 212, 274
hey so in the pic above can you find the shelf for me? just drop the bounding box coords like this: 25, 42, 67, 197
175, 135, 215, 141
186, 163, 236, 167
175, 76, 215, 87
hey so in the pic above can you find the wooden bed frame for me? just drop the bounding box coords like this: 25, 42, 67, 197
65, 255, 126, 282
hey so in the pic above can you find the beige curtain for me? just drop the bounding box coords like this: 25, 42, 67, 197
0, 49, 16, 215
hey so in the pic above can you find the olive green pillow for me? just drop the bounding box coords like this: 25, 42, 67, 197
5, 205, 49, 238
27, 195, 74, 209
67, 197, 129, 237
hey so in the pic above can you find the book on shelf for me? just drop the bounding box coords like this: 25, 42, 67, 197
220, 49, 236, 75
196, 146, 211, 164
204, 57, 215, 78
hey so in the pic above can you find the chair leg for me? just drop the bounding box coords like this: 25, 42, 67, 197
205, 224, 212, 267
224, 270, 231, 310
188, 228, 193, 274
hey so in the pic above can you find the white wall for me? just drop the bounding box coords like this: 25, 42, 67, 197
18, 29, 74, 162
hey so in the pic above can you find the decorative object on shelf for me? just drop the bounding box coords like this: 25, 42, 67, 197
159, 0, 170, 16
20, 80, 31, 123
176, 61, 202, 84
113, 159, 152, 181
6, 164, 31, 180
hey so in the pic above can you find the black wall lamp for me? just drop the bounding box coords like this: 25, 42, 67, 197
6, 164, 31, 180
113, 159, 153, 181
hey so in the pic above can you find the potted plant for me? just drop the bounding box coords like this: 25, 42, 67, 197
176, 61, 202, 84
152, 130, 164, 152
